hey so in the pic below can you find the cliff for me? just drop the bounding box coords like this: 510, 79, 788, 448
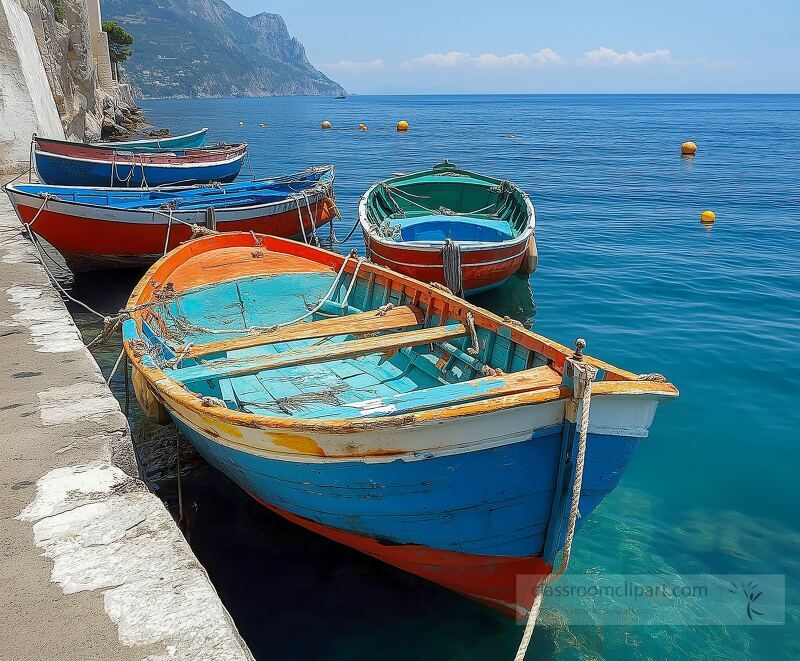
0, 0, 145, 171
100, 0, 345, 98
20, 0, 144, 140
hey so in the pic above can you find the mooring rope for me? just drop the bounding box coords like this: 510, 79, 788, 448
339, 256, 366, 309
514, 349, 599, 661
292, 193, 309, 244
163, 207, 174, 255
442, 238, 463, 296
156, 250, 359, 349
106, 348, 125, 386
303, 191, 321, 246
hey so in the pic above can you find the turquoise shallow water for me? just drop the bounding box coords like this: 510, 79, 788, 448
67, 95, 799, 659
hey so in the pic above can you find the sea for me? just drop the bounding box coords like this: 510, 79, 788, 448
62, 94, 800, 660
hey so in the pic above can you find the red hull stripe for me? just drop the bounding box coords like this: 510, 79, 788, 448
16, 201, 333, 258
34, 137, 247, 165
254, 495, 551, 616
366, 236, 528, 292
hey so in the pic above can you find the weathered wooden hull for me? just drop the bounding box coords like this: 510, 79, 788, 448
33, 137, 247, 187
364, 233, 534, 295
123, 232, 677, 617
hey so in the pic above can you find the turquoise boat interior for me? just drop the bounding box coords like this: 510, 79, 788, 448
138, 264, 561, 422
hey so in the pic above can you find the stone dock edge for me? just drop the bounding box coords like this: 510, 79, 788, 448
0, 186, 254, 660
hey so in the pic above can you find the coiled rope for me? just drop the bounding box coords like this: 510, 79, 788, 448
514, 347, 599, 661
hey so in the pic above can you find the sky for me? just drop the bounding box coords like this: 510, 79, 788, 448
227, 1, 800, 94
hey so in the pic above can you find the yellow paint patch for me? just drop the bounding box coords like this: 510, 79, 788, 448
270, 432, 326, 456
208, 417, 244, 439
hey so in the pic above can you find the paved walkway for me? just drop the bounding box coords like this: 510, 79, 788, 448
0, 184, 253, 660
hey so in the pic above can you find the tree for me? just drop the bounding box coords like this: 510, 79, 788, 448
102, 21, 134, 80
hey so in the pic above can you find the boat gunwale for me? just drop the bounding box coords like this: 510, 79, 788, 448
33, 143, 249, 169
358, 165, 535, 253
124, 233, 678, 435
4, 167, 335, 218
92, 127, 209, 149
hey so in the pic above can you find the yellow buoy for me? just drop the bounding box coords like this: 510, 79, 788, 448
258, 122, 266, 127
359, 123, 368, 131
322, 120, 332, 129
396, 120, 409, 132
239, 121, 245, 126
681, 141, 697, 155
700, 210, 716, 224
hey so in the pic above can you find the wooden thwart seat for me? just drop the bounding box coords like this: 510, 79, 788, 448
186, 305, 425, 359
170, 323, 468, 384
314, 366, 563, 419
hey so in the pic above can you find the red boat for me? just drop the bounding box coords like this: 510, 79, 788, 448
4, 166, 336, 271
358, 161, 537, 295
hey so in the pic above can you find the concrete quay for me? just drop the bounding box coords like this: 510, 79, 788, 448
0, 187, 254, 660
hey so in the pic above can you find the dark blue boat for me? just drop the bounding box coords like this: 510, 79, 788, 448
33, 136, 248, 187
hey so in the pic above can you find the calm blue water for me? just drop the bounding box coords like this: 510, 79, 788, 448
68, 95, 800, 659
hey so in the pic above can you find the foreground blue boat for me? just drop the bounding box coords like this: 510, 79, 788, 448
124, 232, 678, 617
93, 128, 208, 151
33, 136, 247, 187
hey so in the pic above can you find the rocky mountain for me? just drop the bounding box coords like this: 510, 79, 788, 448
100, 0, 345, 98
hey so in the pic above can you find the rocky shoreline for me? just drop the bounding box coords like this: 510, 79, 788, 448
99, 94, 149, 141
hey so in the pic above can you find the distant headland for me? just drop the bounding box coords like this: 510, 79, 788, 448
100, 0, 346, 99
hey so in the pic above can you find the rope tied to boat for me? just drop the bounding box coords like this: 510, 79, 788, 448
86, 312, 130, 349
376, 303, 395, 317
514, 341, 599, 661
303, 192, 321, 246
144, 251, 360, 357
442, 238, 463, 296
429, 281, 453, 294
190, 225, 221, 238
465, 312, 480, 355
503, 315, 524, 328
23, 193, 53, 232
637, 372, 668, 382
163, 207, 174, 255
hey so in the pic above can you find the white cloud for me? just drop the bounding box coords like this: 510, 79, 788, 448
581, 47, 672, 65
322, 59, 385, 72
404, 51, 472, 68
403, 49, 562, 70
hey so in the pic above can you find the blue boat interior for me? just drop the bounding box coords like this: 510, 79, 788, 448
13, 170, 331, 211
132, 268, 564, 422
364, 164, 529, 245
396, 215, 515, 243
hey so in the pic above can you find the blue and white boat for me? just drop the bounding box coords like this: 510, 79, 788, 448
124, 232, 678, 616
32, 136, 247, 187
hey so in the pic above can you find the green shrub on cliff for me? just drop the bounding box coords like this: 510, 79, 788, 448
50, 0, 66, 22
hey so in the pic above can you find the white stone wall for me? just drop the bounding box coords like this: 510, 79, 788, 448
0, 0, 65, 173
